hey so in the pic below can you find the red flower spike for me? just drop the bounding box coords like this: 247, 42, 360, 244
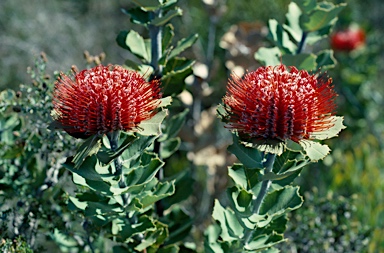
52, 65, 162, 138
331, 27, 365, 52
223, 64, 337, 144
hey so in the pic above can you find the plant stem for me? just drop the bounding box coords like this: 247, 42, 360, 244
244, 153, 276, 245
252, 153, 276, 214
149, 8, 165, 217
107, 131, 130, 206
149, 10, 163, 78
296, 31, 308, 54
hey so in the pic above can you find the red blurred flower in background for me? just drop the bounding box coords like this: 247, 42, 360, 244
52, 65, 161, 138
331, 26, 366, 52
222, 64, 337, 144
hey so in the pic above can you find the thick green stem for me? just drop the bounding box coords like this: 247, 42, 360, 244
244, 153, 276, 245
107, 131, 129, 205
149, 10, 163, 77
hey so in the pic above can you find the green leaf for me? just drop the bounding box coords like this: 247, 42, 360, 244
97, 134, 136, 165
310, 116, 346, 140
300, 2, 347, 32
135, 221, 168, 251
166, 34, 198, 60
305, 24, 333, 45
72, 135, 102, 169
161, 58, 194, 96
123, 7, 150, 24
157, 245, 179, 253
299, 140, 330, 161
150, 8, 182, 26
212, 200, 244, 242
159, 108, 189, 141
227, 134, 263, 169
316, 49, 337, 70
162, 170, 195, 209
139, 180, 175, 207
163, 207, 193, 245
227, 186, 253, 217
162, 24, 175, 52
295, 0, 317, 13
160, 137, 181, 159
244, 232, 284, 251
125, 30, 150, 62
138, 110, 167, 136
117, 215, 156, 242
255, 47, 281, 66
283, 2, 303, 43
259, 186, 303, 216
120, 134, 156, 166
124, 155, 164, 190
282, 53, 317, 71
204, 224, 224, 253
159, 96, 173, 108
130, 0, 161, 11
228, 164, 261, 191
268, 19, 297, 54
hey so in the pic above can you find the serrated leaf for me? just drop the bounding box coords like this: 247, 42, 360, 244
295, 0, 317, 12
162, 24, 174, 52
227, 186, 253, 216
282, 53, 317, 71
316, 49, 337, 70
228, 164, 260, 191
117, 215, 156, 241
130, 0, 161, 11
204, 224, 224, 253
259, 186, 303, 216
72, 135, 102, 169
299, 139, 330, 161
167, 34, 198, 60
268, 19, 297, 54
310, 116, 345, 140
283, 2, 303, 42
212, 200, 244, 242
138, 110, 167, 136
158, 96, 173, 108
150, 8, 182, 26
160, 137, 181, 159
125, 30, 150, 62
255, 47, 281, 66
159, 108, 189, 141
305, 24, 333, 45
228, 134, 263, 169
139, 181, 175, 207
301, 3, 347, 32
123, 7, 150, 24
244, 232, 284, 251
97, 134, 136, 165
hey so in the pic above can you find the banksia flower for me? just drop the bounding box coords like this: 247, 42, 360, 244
221, 64, 338, 147
52, 65, 161, 138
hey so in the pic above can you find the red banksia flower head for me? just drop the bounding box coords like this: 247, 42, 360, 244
52, 65, 162, 138
331, 26, 366, 52
221, 64, 344, 157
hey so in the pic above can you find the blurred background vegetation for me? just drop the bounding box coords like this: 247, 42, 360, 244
1, 0, 383, 252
